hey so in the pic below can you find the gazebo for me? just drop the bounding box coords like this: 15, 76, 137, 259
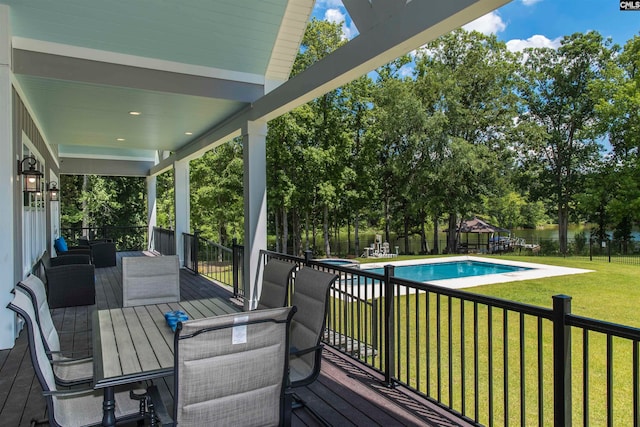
456, 217, 511, 254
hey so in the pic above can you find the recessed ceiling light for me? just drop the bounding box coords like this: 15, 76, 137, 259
129, 111, 141, 116
185, 131, 193, 135
116, 138, 125, 142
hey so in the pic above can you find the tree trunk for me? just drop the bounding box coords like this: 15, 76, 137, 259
82, 175, 89, 234
292, 209, 301, 256
347, 215, 351, 257
282, 207, 288, 255
446, 213, 457, 254
312, 210, 317, 253
421, 217, 430, 254
274, 207, 280, 253
335, 213, 340, 256
558, 203, 568, 255
432, 214, 440, 255
354, 212, 360, 257
403, 211, 410, 255
305, 212, 310, 252
323, 204, 331, 257
384, 197, 391, 244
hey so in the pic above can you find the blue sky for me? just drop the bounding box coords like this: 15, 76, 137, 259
311, 0, 639, 51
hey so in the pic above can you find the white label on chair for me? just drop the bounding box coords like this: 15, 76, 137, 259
232, 315, 249, 344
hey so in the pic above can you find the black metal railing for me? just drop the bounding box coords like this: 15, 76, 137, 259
183, 232, 198, 273
589, 237, 640, 265
254, 250, 640, 426
151, 226, 175, 255
184, 233, 244, 297
61, 225, 147, 251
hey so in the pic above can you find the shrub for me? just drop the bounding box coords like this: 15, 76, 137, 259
573, 232, 587, 255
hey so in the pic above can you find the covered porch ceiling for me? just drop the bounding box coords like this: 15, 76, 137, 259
4, 0, 510, 176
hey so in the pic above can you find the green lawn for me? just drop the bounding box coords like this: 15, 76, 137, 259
344, 255, 640, 425
357, 254, 640, 326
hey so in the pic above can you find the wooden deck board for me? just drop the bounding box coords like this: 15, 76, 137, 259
0, 251, 473, 426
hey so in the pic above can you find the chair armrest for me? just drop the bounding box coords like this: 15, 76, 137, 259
42, 388, 94, 397
290, 344, 323, 357
47, 349, 92, 359
51, 355, 93, 365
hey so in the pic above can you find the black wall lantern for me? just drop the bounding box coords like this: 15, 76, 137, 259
18, 155, 43, 193
48, 181, 59, 202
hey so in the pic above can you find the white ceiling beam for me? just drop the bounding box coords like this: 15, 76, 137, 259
13, 49, 264, 103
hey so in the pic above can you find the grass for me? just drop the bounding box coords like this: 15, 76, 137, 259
336, 255, 640, 425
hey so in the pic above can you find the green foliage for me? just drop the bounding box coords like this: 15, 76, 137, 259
190, 140, 244, 245
59, 24, 640, 258
539, 239, 560, 255
61, 175, 146, 230
156, 169, 174, 229
517, 31, 615, 253
573, 231, 588, 254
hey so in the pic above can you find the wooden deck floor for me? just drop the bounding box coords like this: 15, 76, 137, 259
0, 252, 473, 427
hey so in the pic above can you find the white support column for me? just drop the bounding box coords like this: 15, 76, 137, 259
0, 5, 16, 349
242, 120, 268, 311
146, 175, 157, 251
174, 159, 190, 266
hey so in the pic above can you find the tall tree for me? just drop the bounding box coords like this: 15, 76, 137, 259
291, 18, 350, 257
518, 31, 613, 253
414, 29, 519, 252
190, 141, 244, 245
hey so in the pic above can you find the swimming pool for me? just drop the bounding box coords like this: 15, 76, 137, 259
316, 258, 360, 268
366, 260, 531, 282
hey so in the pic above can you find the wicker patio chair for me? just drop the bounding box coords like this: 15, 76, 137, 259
147, 306, 296, 427
7, 291, 148, 427
50, 253, 91, 267
44, 262, 96, 309
257, 258, 297, 309
16, 275, 93, 387
90, 241, 117, 267
122, 255, 180, 307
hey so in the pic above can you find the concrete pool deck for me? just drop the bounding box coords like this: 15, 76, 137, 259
357, 255, 593, 290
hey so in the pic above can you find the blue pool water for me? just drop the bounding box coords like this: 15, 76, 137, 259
366, 260, 531, 282
317, 259, 360, 268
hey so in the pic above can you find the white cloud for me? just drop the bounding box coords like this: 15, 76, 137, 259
324, 7, 358, 39
506, 35, 562, 52
522, 0, 543, 5
463, 11, 506, 35
324, 8, 345, 24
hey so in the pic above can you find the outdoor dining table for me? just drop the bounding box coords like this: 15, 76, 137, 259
93, 298, 240, 426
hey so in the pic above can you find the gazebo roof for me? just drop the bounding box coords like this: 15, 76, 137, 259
457, 217, 510, 234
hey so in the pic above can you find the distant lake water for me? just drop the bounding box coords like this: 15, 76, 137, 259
315, 224, 640, 256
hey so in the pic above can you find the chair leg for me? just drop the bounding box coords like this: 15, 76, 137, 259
284, 392, 292, 427
288, 392, 331, 427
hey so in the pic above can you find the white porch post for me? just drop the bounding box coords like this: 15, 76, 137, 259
146, 175, 157, 251
242, 120, 268, 311
0, 5, 16, 349
174, 159, 189, 266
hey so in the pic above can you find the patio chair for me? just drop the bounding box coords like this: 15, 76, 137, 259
146, 306, 296, 427
49, 253, 91, 267
7, 291, 149, 427
44, 262, 96, 309
16, 275, 93, 387
257, 258, 297, 309
122, 255, 180, 307
288, 267, 338, 388
91, 241, 117, 267
54, 236, 91, 258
